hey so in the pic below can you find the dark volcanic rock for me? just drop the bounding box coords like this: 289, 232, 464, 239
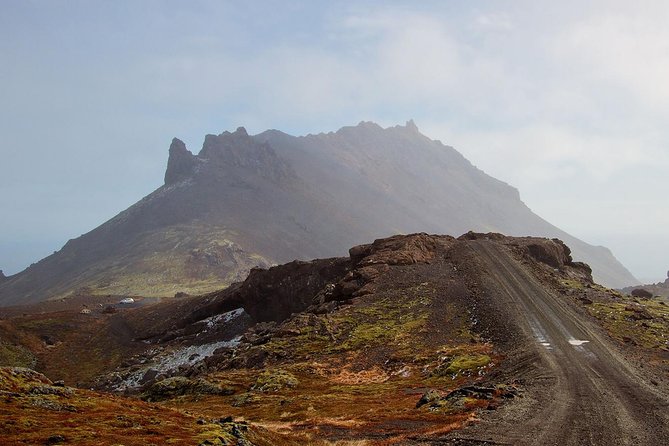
525, 240, 572, 269
199, 126, 296, 184
164, 138, 197, 185
631, 288, 653, 299
233, 259, 350, 323
416, 389, 443, 408
45, 434, 66, 445
102, 305, 117, 314
351, 233, 449, 266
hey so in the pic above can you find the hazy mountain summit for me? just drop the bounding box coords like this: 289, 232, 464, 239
0, 121, 637, 305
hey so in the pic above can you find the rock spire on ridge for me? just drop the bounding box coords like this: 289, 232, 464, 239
164, 137, 196, 185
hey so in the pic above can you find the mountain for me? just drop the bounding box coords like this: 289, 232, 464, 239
0, 233, 666, 444
0, 121, 637, 305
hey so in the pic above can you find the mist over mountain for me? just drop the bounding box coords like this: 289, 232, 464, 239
0, 121, 637, 305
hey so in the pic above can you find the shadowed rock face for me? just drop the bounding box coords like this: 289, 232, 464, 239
164, 138, 196, 185
0, 122, 637, 305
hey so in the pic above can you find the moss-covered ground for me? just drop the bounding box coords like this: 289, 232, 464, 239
559, 275, 669, 369
0, 239, 513, 444
156, 265, 501, 443
587, 300, 669, 351
0, 367, 299, 446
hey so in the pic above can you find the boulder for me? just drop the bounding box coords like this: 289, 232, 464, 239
102, 305, 116, 314
415, 389, 442, 408
631, 288, 653, 299
141, 376, 234, 402
46, 434, 66, 445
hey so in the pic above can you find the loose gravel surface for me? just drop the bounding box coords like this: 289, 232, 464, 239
443, 240, 669, 446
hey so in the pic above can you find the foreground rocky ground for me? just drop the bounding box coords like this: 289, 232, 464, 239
1, 233, 667, 445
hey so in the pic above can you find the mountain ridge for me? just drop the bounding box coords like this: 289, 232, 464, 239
0, 121, 638, 305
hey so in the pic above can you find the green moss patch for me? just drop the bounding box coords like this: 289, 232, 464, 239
251, 369, 299, 392
0, 341, 36, 368
142, 376, 235, 402
588, 300, 669, 350
432, 353, 491, 377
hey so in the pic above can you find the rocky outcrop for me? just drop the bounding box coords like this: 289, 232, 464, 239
631, 288, 654, 299
222, 257, 351, 323
350, 233, 452, 266
460, 232, 594, 282
461, 232, 591, 273
164, 138, 197, 185
199, 127, 296, 184
133, 233, 598, 358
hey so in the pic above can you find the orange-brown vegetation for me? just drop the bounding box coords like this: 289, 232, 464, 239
4, 233, 663, 444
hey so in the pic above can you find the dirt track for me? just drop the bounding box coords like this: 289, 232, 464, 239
446, 240, 669, 445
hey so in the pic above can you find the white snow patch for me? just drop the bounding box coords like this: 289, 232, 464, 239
568, 339, 590, 346
114, 336, 242, 391
153, 336, 242, 372
200, 308, 246, 330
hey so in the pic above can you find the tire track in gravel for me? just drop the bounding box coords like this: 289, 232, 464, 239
446, 240, 669, 446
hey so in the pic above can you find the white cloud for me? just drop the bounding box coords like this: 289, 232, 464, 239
445, 124, 661, 183
554, 7, 669, 112
343, 13, 464, 101
475, 13, 513, 31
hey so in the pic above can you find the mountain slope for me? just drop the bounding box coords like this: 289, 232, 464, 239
0, 122, 637, 305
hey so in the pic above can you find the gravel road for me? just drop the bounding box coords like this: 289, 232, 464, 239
445, 240, 669, 445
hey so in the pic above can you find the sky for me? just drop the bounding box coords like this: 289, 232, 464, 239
1, 0, 668, 283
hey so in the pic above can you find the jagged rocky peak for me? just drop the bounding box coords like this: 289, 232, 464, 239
336, 119, 422, 139
197, 126, 295, 183
164, 138, 197, 185
404, 119, 419, 132
356, 120, 383, 130
354, 119, 419, 132
0, 270, 6, 282
201, 127, 249, 153
199, 126, 255, 159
